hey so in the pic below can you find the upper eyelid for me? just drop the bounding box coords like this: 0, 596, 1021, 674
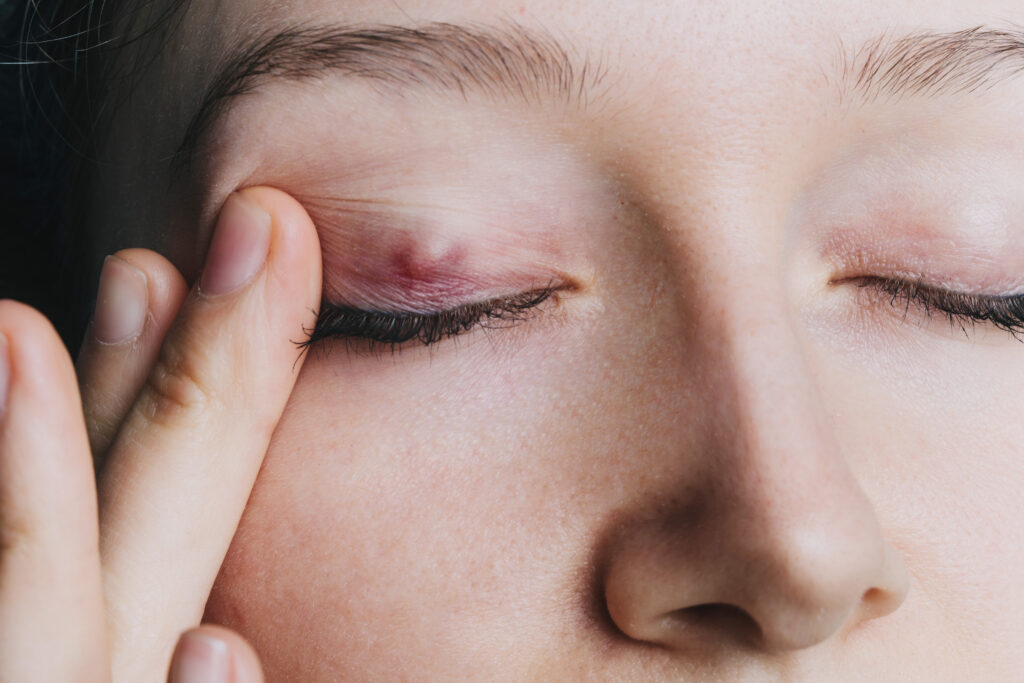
831, 269, 1024, 297
844, 276, 1024, 301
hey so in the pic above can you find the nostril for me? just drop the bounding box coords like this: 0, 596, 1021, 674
856, 583, 906, 623
667, 603, 762, 648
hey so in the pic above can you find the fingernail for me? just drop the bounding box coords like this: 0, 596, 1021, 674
94, 256, 148, 344
0, 333, 9, 419
200, 192, 272, 297
170, 633, 230, 683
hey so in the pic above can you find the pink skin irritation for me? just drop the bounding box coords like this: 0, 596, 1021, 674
330, 240, 480, 312
304, 193, 576, 312
317, 222, 562, 312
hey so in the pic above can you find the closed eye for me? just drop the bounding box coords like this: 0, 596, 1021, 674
848, 276, 1024, 341
298, 284, 560, 353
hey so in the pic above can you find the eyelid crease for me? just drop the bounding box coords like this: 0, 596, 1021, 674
829, 271, 1024, 297
823, 236, 1024, 295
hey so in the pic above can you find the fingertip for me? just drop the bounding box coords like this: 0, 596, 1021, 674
234, 186, 315, 239
234, 186, 322, 307
0, 300, 96, 571
0, 298, 67, 348
76, 251, 190, 458
0, 300, 78, 407
170, 626, 264, 683
112, 248, 189, 336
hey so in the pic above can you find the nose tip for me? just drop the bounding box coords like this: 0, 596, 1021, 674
751, 568, 909, 652
741, 524, 910, 652
601, 499, 911, 655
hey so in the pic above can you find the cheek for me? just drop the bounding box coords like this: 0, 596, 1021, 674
202, 216, 682, 678
203, 308, 672, 679
813, 339, 1024, 650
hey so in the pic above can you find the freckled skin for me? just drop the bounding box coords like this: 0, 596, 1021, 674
93, 0, 1024, 680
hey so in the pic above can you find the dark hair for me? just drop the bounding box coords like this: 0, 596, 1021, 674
0, 0, 187, 348
0, 0, 77, 345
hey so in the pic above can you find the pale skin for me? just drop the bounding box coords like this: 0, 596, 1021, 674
3, 0, 1024, 680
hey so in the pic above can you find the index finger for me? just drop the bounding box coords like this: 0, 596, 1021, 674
97, 188, 321, 680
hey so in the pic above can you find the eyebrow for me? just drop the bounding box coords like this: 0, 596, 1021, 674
839, 25, 1024, 103
174, 22, 603, 172
175, 22, 1024, 172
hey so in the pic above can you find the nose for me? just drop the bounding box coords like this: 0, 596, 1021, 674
601, 299, 909, 654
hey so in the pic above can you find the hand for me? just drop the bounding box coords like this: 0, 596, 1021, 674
0, 188, 322, 682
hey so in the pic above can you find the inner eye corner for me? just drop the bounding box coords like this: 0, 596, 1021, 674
551, 270, 591, 295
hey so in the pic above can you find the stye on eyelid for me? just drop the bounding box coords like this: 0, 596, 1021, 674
308, 203, 568, 311
318, 227, 565, 312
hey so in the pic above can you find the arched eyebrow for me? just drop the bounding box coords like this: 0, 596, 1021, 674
173, 22, 604, 174
838, 25, 1024, 104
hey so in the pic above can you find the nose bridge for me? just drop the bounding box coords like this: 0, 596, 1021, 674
600, 236, 909, 654
649, 189, 876, 538
701, 278, 905, 646
702, 275, 851, 516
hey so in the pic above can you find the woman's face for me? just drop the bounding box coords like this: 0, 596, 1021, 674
89, 0, 1024, 678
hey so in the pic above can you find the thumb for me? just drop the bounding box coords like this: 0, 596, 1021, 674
167, 626, 264, 683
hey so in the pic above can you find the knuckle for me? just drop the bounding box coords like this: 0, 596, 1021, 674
136, 346, 220, 425
0, 514, 34, 560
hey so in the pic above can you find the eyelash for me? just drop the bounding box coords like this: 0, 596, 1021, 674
297, 274, 1024, 355
853, 276, 1024, 341
299, 285, 558, 353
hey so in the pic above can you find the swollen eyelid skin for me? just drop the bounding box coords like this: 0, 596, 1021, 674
299, 209, 580, 350
311, 210, 571, 313
324, 240, 481, 310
